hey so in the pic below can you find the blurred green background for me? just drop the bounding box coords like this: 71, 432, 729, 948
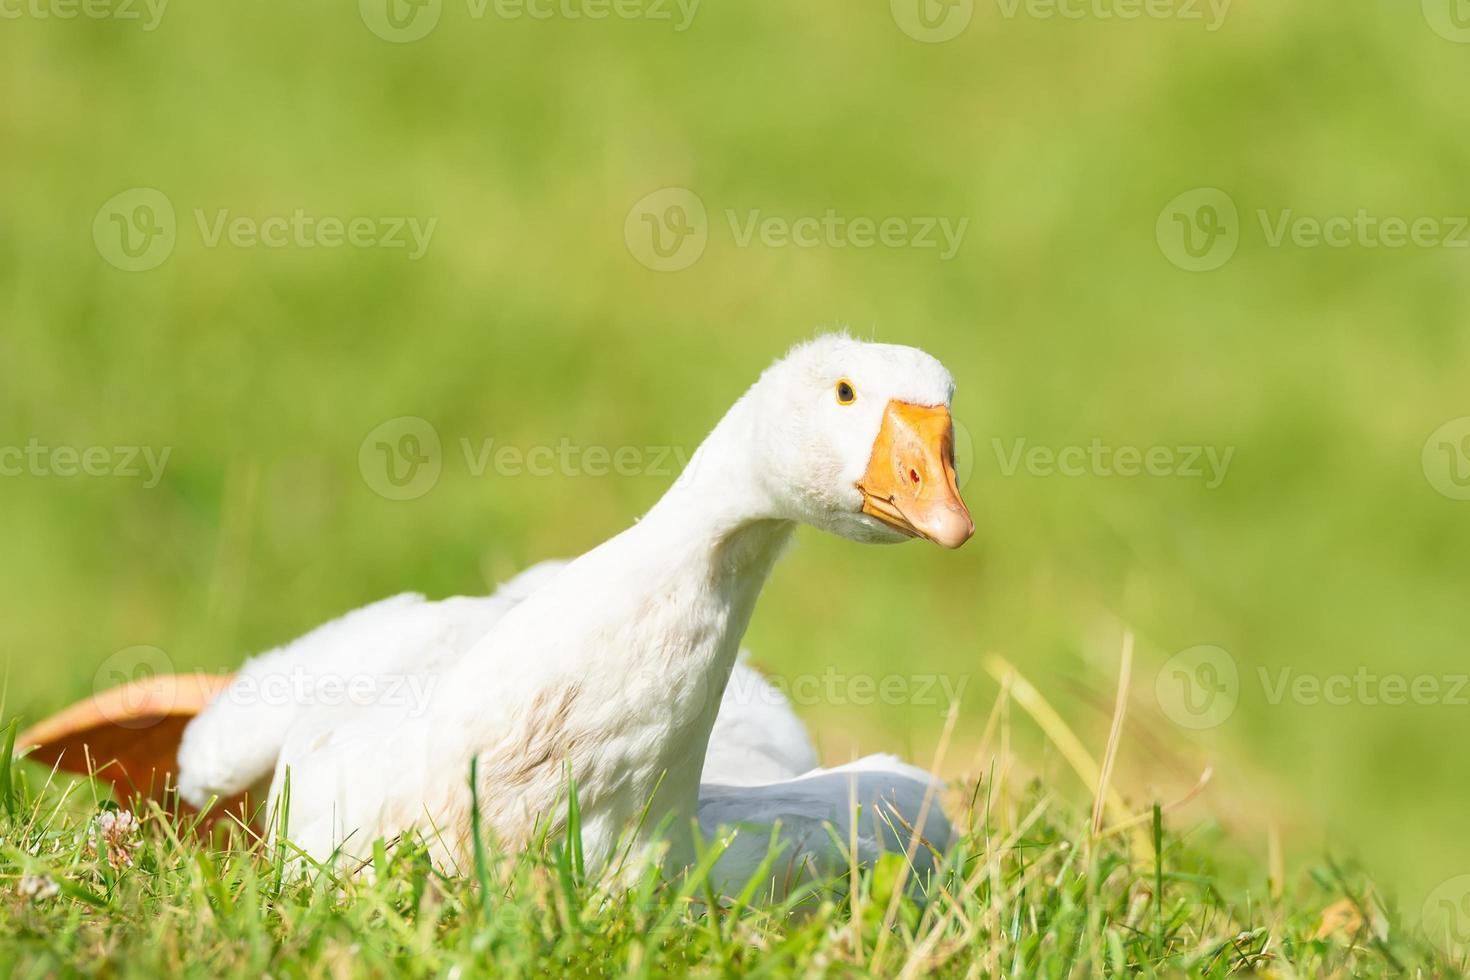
2, 0, 1468, 911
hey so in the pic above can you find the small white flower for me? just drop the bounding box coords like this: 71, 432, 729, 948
18, 874, 60, 903
87, 809, 143, 869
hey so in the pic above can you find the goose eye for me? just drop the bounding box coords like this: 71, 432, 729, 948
835, 380, 856, 405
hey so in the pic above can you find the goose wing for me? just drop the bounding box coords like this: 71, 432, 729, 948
698, 754, 953, 899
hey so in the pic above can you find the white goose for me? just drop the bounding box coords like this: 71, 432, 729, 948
162, 556, 951, 892
21, 335, 971, 882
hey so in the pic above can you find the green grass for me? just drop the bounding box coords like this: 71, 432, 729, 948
1, 722, 1455, 978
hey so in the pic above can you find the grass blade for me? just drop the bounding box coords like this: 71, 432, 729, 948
0, 717, 16, 819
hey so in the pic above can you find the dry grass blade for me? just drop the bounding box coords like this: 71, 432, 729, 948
983, 654, 1145, 858
869, 698, 959, 972
1091, 630, 1133, 838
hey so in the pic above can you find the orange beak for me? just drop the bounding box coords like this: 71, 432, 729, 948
856, 400, 974, 549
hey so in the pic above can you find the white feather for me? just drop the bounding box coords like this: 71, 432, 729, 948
699, 755, 953, 898
701, 652, 819, 786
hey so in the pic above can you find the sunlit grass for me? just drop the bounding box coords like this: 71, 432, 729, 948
1, 701, 1457, 978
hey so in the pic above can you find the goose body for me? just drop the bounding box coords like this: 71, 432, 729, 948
177, 558, 829, 867
74, 336, 974, 877
177, 560, 821, 805
177, 557, 951, 893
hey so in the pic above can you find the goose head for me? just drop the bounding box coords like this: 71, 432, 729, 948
741, 335, 974, 549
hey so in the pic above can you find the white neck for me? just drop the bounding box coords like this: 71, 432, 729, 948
440, 387, 797, 862
593, 385, 796, 694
